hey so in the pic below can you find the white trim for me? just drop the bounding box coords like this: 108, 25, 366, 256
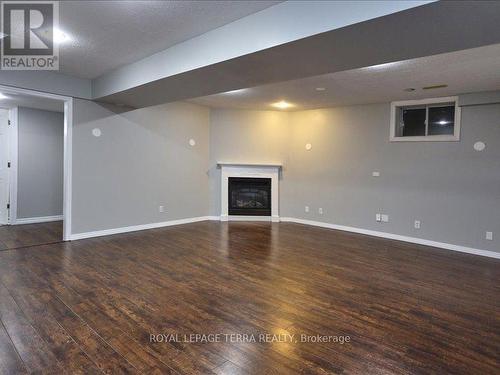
71, 215, 499, 259
7, 107, 18, 225
69, 216, 212, 241
280, 217, 500, 259
217, 161, 283, 168
63, 99, 73, 241
0, 84, 72, 241
0, 108, 9, 225
391, 96, 459, 107
0, 86, 72, 102
15, 215, 63, 225
390, 96, 461, 142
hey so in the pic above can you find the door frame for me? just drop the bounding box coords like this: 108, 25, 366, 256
1, 85, 73, 241
0, 108, 10, 225
7, 107, 17, 225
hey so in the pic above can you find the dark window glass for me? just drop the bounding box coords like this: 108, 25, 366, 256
428, 105, 454, 135
401, 107, 426, 137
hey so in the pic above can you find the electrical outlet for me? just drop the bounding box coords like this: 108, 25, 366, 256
305, 206, 309, 213
381, 214, 389, 223
318, 207, 323, 215
372, 171, 380, 177
159, 205, 165, 213
376, 214, 381, 222
414, 220, 421, 229
486, 231, 493, 241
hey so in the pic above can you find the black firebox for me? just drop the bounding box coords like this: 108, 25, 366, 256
228, 177, 271, 216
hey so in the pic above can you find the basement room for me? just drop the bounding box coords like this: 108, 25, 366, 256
0, 1, 498, 374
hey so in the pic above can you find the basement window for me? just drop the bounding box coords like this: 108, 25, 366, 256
390, 97, 460, 141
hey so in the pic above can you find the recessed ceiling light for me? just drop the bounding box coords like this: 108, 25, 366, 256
0, 93, 8, 99
271, 100, 294, 110
54, 28, 71, 44
315, 87, 326, 91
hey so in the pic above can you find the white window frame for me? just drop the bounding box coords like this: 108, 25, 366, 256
390, 96, 461, 142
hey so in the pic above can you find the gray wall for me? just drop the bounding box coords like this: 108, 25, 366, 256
17, 107, 64, 219
209, 109, 290, 215
70, 97, 499, 253
72, 99, 210, 234
209, 103, 500, 253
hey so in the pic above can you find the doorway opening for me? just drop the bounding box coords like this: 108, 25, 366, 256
0, 85, 72, 250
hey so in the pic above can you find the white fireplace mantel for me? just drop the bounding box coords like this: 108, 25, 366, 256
217, 162, 282, 222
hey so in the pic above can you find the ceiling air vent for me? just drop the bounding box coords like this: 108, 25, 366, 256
423, 84, 448, 90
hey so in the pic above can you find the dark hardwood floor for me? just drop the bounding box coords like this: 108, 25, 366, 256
0, 221, 62, 251
0, 221, 498, 374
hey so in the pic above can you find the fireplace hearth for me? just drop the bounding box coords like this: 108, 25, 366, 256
228, 177, 271, 216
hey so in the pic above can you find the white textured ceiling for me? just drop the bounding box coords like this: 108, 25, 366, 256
58, 0, 281, 79
189, 44, 500, 111
0, 93, 63, 112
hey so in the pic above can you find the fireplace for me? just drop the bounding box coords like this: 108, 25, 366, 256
218, 162, 281, 221
228, 177, 271, 216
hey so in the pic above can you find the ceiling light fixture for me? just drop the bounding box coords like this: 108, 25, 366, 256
54, 28, 71, 44
0, 93, 8, 99
271, 100, 294, 110
315, 87, 326, 91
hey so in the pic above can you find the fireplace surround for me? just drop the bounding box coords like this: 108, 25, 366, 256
218, 162, 281, 221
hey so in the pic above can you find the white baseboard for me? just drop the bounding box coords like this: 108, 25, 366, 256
70, 216, 212, 241
280, 217, 500, 259
69, 214, 499, 260
15, 215, 63, 225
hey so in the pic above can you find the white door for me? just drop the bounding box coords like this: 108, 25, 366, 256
0, 109, 10, 224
